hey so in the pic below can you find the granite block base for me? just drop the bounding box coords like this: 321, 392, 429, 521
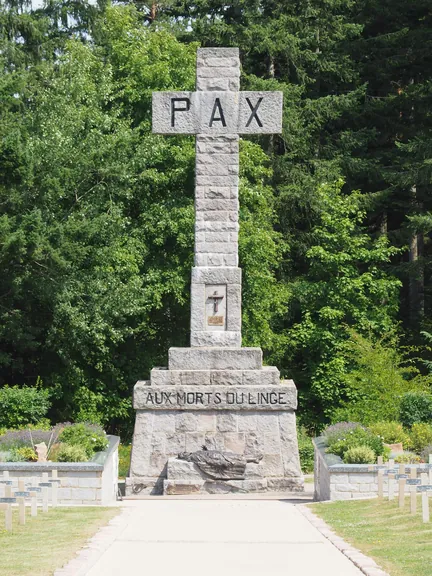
127, 346, 304, 496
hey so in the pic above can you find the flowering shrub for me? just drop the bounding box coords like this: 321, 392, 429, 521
394, 452, 422, 464
409, 423, 432, 454
54, 444, 88, 462
326, 426, 386, 459
0, 422, 108, 463
0, 429, 33, 451
7, 446, 38, 462
58, 423, 108, 458
322, 422, 363, 445
343, 445, 376, 464
0, 423, 71, 452
368, 422, 411, 446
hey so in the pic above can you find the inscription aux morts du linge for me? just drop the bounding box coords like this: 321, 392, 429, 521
135, 386, 296, 411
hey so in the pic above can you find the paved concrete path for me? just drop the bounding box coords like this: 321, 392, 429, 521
72, 499, 364, 576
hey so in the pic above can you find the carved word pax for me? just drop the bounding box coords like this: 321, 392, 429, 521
153, 91, 283, 135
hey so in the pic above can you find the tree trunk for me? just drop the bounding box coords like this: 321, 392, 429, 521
315, 29, 321, 158
380, 211, 388, 235
408, 187, 424, 325
150, 2, 157, 21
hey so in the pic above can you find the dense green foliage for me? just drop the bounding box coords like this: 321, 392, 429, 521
323, 420, 432, 463
399, 392, 432, 428
118, 443, 132, 478
0, 385, 50, 429
1, 0, 432, 435
297, 426, 314, 473
330, 332, 429, 426
409, 423, 432, 454
325, 425, 386, 460
343, 445, 376, 464
368, 421, 410, 446
0, 422, 108, 462
58, 423, 108, 457
53, 443, 88, 462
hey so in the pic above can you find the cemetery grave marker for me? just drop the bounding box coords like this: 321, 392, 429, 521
14, 491, 30, 525
396, 465, 407, 508
377, 469, 384, 500
39, 483, 51, 512
0, 470, 60, 529
0, 497, 16, 531
429, 455, 432, 483
407, 468, 420, 515
384, 467, 398, 501
419, 473, 431, 523
28, 487, 41, 517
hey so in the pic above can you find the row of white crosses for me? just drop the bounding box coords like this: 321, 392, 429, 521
0, 470, 60, 531
371, 455, 432, 522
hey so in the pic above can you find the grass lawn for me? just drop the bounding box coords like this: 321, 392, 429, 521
0, 506, 119, 576
310, 498, 432, 576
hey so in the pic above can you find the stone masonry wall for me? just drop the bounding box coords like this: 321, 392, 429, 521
314, 438, 384, 501
194, 136, 239, 269
0, 436, 119, 505
1, 469, 104, 505
129, 408, 302, 494
314, 437, 431, 501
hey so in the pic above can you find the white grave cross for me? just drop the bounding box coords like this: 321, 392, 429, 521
152, 48, 283, 348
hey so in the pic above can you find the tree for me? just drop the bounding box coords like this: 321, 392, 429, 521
2, 0, 432, 433
332, 331, 430, 425
284, 180, 401, 427
342, 0, 432, 331
0, 6, 198, 433
0, 4, 287, 435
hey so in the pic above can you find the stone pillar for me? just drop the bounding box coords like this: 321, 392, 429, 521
191, 48, 242, 348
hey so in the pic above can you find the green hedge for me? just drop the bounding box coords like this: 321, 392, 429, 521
400, 392, 432, 428
0, 386, 50, 429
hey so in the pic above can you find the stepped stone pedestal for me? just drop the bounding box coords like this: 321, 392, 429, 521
127, 348, 303, 495
126, 47, 303, 496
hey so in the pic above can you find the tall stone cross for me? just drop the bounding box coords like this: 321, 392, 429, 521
153, 47, 283, 348
127, 50, 302, 496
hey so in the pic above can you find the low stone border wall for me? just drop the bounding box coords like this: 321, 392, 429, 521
299, 505, 390, 576
0, 435, 119, 505
313, 436, 431, 501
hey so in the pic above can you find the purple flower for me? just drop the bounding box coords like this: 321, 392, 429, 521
323, 422, 364, 445
0, 422, 73, 451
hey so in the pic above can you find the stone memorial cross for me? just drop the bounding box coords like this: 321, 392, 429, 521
127, 47, 302, 496
153, 47, 283, 348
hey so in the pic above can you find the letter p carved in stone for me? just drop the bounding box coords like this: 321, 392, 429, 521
171, 97, 191, 127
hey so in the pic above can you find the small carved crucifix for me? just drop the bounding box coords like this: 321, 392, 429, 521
209, 291, 224, 314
